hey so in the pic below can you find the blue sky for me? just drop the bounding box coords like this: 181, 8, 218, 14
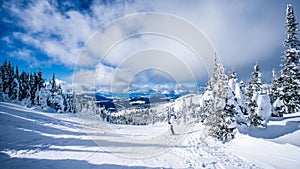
1, 0, 300, 92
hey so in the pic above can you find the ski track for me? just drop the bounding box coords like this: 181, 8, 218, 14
171, 125, 260, 169
1, 102, 259, 168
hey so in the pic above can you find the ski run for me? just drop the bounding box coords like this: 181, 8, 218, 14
1, 101, 299, 169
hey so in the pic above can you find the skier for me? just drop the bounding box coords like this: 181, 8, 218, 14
167, 107, 177, 135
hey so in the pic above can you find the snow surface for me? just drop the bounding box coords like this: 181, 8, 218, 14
1, 102, 299, 169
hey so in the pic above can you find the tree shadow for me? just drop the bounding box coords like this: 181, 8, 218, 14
0, 153, 170, 169
271, 115, 300, 121
0, 102, 177, 168
239, 121, 300, 139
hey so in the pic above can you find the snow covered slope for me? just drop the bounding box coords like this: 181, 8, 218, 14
0, 102, 299, 169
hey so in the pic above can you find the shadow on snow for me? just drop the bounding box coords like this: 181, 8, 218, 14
239, 120, 300, 139
0, 102, 175, 169
0, 152, 169, 169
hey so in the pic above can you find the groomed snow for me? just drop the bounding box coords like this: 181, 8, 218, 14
0, 102, 299, 169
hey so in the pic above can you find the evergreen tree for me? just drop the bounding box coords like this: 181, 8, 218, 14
10, 66, 20, 100
64, 93, 74, 113
7, 62, 15, 99
228, 71, 247, 124
37, 87, 50, 110
28, 73, 35, 105
34, 69, 45, 105
1, 60, 9, 96
245, 63, 263, 126
50, 73, 57, 93
11, 78, 20, 101
19, 71, 30, 101
270, 69, 279, 104
277, 4, 300, 114
1, 60, 10, 101
205, 56, 236, 142
15, 66, 19, 79
72, 91, 77, 113
47, 73, 65, 112
47, 73, 57, 109
0, 63, 3, 101
270, 69, 282, 117
239, 80, 246, 101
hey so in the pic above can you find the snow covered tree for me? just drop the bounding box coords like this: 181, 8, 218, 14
0, 60, 12, 101
0, 74, 2, 101
19, 71, 30, 101
201, 56, 220, 123
46, 73, 66, 112
205, 78, 213, 91
1, 60, 9, 96
10, 66, 20, 101
7, 62, 15, 99
199, 90, 214, 122
47, 73, 57, 108
34, 69, 45, 105
247, 63, 262, 96
72, 91, 78, 113
284, 4, 300, 49
205, 56, 237, 142
63, 93, 75, 113
52, 85, 65, 112
50, 73, 57, 93
35, 87, 51, 110
227, 71, 247, 124
270, 69, 282, 117
245, 63, 263, 126
29, 73, 37, 104
276, 4, 300, 114
228, 72, 243, 104
10, 77, 20, 101
270, 69, 280, 104
255, 94, 272, 127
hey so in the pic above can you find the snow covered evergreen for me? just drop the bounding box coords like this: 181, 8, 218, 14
227, 71, 247, 125
245, 63, 264, 126
203, 56, 237, 142
270, 69, 279, 104
275, 4, 300, 114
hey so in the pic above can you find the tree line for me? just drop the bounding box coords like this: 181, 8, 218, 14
0, 62, 74, 113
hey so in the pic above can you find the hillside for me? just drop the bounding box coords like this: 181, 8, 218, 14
1, 101, 299, 169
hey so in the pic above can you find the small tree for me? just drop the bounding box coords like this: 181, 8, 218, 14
245, 63, 263, 126
270, 69, 282, 116
270, 69, 279, 104
19, 71, 30, 101
228, 71, 247, 125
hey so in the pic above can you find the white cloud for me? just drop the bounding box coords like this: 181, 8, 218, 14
72, 68, 96, 92
72, 63, 116, 93
146, 0, 285, 68
6, 0, 146, 67
9, 49, 40, 68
